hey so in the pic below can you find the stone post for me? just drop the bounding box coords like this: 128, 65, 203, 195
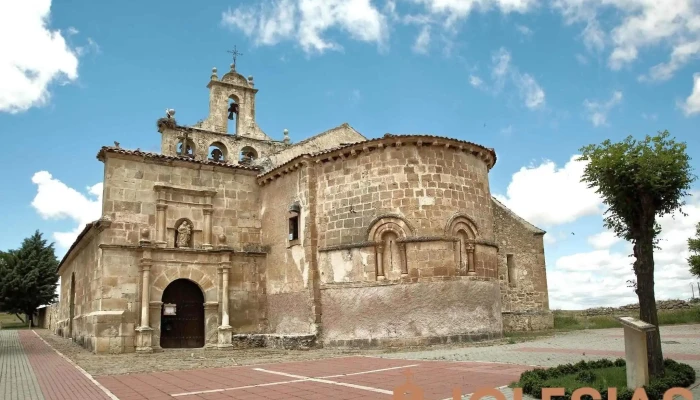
615, 316, 657, 389
376, 244, 385, 280
155, 200, 167, 247
217, 253, 233, 348
135, 251, 153, 353
203, 208, 213, 250
466, 244, 476, 276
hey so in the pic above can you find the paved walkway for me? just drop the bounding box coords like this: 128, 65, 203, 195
0, 330, 114, 400
0, 331, 44, 400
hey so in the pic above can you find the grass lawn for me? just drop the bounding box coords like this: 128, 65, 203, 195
0, 313, 28, 329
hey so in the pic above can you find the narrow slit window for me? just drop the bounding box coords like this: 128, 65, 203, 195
507, 254, 515, 284
289, 215, 299, 241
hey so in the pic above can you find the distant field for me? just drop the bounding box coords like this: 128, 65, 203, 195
552, 306, 700, 331
0, 313, 27, 329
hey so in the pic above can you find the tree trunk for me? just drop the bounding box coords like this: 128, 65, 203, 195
14, 313, 25, 323
633, 227, 664, 378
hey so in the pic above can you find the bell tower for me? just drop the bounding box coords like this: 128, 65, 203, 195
199, 55, 270, 141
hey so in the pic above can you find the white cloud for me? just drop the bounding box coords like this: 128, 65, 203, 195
575, 53, 588, 64
640, 40, 700, 82
552, 0, 700, 78
412, 25, 431, 54
587, 231, 622, 249
583, 90, 623, 127
30, 171, 102, 249
514, 72, 545, 110
516, 24, 533, 36
221, 0, 389, 54
469, 75, 484, 88
0, 0, 80, 113
678, 72, 700, 116
641, 112, 658, 121
473, 47, 546, 110
549, 192, 700, 309
581, 18, 605, 52
494, 154, 603, 227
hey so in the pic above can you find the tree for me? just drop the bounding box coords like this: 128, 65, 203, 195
0, 231, 59, 327
577, 130, 696, 379
689, 222, 700, 278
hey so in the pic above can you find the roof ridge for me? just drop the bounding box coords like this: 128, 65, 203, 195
96, 146, 262, 171
490, 196, 546, 234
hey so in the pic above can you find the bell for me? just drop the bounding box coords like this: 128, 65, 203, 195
228, 111, 234, 120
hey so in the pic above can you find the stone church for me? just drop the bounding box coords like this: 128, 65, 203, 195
53, 60, 554, 354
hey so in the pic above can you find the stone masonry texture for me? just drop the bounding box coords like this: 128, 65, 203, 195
52, 63, 553, 354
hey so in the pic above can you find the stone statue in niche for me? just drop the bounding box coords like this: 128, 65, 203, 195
176, 221, 192, 248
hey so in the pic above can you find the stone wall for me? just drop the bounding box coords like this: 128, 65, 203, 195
259, 167, 316, 334
492, 197, 553, 332
320, 278, 503, 346
56, 227, 104, 351
316, 142, 495, 247
98, 151, 262, 250
37, 303, 59, 330
313, 142, 498, 282
578, 299, 698, 316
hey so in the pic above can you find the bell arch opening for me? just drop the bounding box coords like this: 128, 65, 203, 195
160, 279, 205, 349
177, 138, 195, 158
227, 95, 240, 135
208, 141, 228, 163
239, 146, 258, 164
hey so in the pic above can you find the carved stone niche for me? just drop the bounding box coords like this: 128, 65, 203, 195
173, 218, 196, 248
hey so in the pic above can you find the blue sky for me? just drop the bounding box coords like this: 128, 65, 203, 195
2, 0, 700, 309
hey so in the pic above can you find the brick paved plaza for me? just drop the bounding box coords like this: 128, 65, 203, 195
1, 325, 699, 399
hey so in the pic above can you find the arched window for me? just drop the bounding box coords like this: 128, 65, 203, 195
367, 215, 413, 280
208, 142, 228, 162
380, 231, 401, 275
445, 214, 478, 276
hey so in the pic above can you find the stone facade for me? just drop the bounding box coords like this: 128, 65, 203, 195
53, 61, 553, 354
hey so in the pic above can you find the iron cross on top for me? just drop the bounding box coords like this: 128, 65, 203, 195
227, 46, 243, 66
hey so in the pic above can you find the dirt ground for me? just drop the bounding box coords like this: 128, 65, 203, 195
34, 329, 524, 377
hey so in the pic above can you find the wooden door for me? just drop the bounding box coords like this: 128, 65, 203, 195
160, 279, 205, 348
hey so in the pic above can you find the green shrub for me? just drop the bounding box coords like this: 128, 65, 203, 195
513, 358, 695, 400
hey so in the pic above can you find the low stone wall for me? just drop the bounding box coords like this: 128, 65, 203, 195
231, 333, 317, 350
578, 299, 697, 316
502, 310, 554, 332
36, 303, 60, 330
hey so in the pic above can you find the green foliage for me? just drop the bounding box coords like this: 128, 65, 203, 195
513, 358, 696, 400
0, 231, 59, 325
577, 130, 696, 244
688, 222, 700, 278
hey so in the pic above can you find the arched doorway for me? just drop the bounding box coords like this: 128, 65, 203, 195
160, 279, 205, 348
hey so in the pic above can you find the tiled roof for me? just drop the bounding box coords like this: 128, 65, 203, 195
257, 133, 498, 182
96, 146, 262, 171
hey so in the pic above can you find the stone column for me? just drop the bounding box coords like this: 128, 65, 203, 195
376, 244, 385, 280
148, 301, 163, 351
155, 200, 167, 247
217, 254, 233, 349
467, 244, 476, 276
135, 252, 153, 353
202, 208, 213, 250
398, 242, 408, 277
